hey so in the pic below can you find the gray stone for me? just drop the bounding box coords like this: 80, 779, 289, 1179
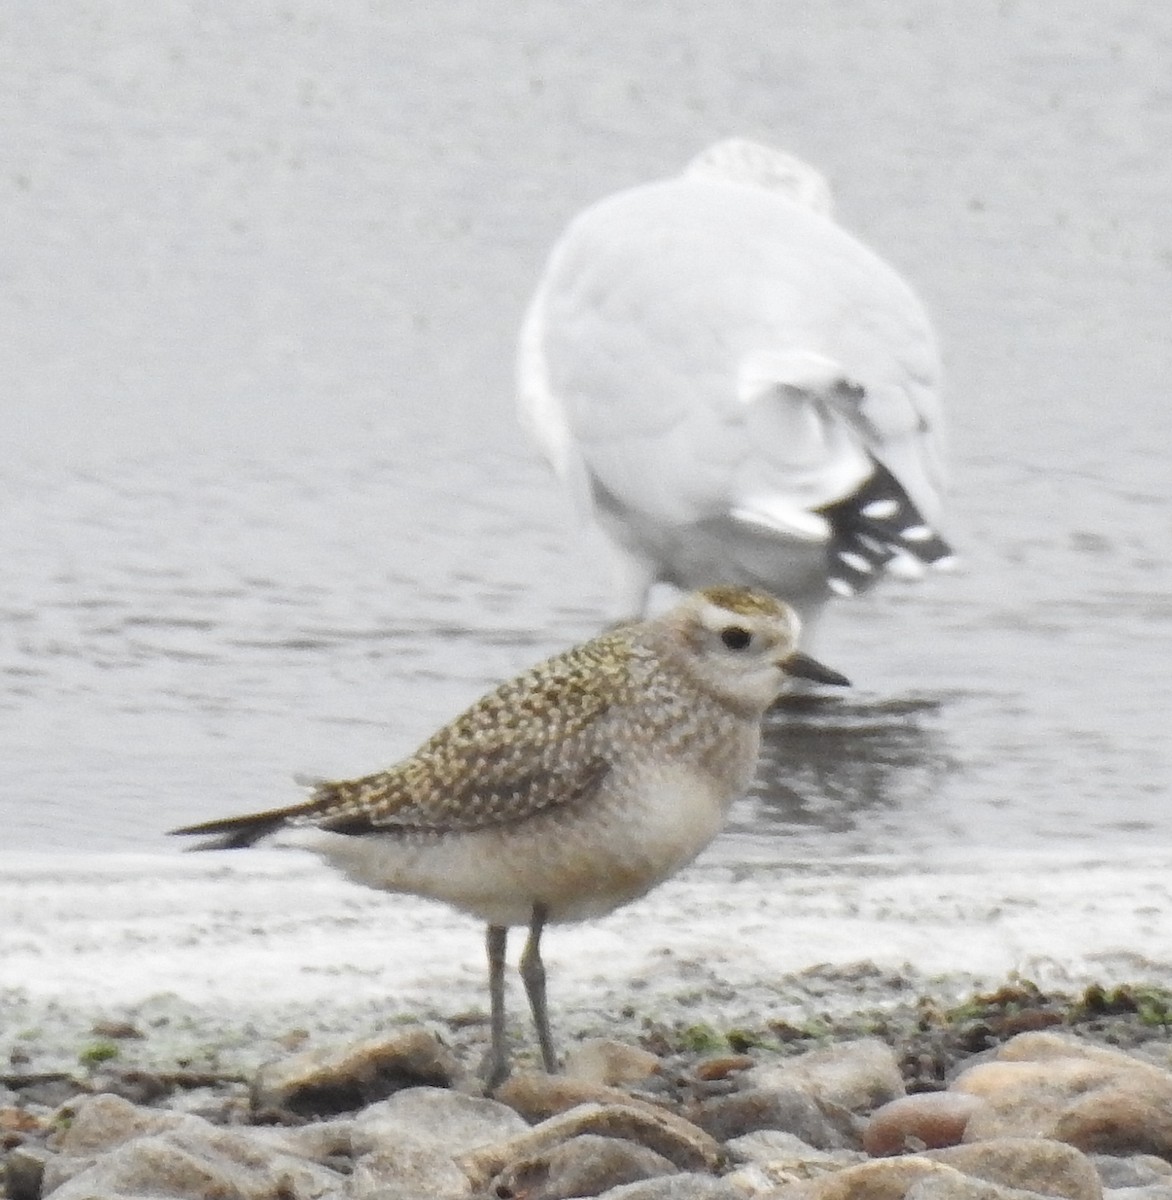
721, 1130, 864, 1193
777, 1157, 968, 1200
1092, 1154, 1172, 1188
689, 1085, 855, 1149
48, 1125, 344, 1200
4, 1147, 48, 1200
49, 1092, 182, 1155
347, 1134, 470, 1200
352, 1085, 528, 1153
863, 1091, 987, 1155
904, 1175, 1054, 1200
488, 1133, 677, 1200
744, 1038, 905, 1114
955, 1033, 1172, 1159
562, 1039, 662, 1086
724, 1128, 840, 1165
494, 1070, 674, 1124
602, 1174, 741, 1200
251, 1028, 465, 1117
456, 1101, 722, 1188
929, 1137, 1102, 1200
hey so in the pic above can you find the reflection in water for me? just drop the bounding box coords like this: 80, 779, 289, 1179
733, 695, 954, 851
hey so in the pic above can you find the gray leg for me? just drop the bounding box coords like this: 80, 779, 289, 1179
519, 903, 557, 1074
485, 924, 509, 1089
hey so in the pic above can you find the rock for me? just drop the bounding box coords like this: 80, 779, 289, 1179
495, 1071, 673, 1123
724, 1128, 858, 1166
49, 1092, 180, 1154
863, 1092, 987, 1155
488, 1133, 677, 1199
996, 1033, 1164, 1072
456, 1101, 723, 1187
1091, 1154, 1172, 1188
1, 1105, 52, 1138
251, 1028, 465, 1117
47, 1122, 344, 1200
4, 1147, 48, 1200
1097, 1187, 1172, 1200
744, 1038, 905, 1113
1052, 1085, 1172, 1159
250, 1116, 356, 1164
348, 1136, 471, 1200
352, 1086, 528, 1153
929, 1137, 1102, 1200
722, 1131, 864, 1194
774, 1156, 967, 1200
688, 1086, 856, 1149
603, 1175, 742, 1199
562, 1039, 662, 1086
903, 1175, 1056, 1199
693, 1056, 757, 1083
89, 1020, 145, 1040
41, 1153, 103, 1197
954, 1033, 1172, 1158
266, 1088, 530, 1198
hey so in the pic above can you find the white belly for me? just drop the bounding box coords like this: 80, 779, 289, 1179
281, 761, 739, 928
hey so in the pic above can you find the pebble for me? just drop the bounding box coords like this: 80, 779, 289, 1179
602, 1176, 740, 1199
8, 1028, 1172, 1199
688, 1085, 855, 1148
927, 1137, 1102, 1200
563, 1039, 663, 1086
744, 1037, 907, 1112
456, 1100, 723, 1186
494, 1070, 674, 1123
771, 1155, 970, 1199
249, 1027, 467, 1117
350, 1085, 529, 1153
903, 1174, 1057, 1199
722, 1130, 864, 1192
863, 1092, 987, 1155
488, 1132, 678, 1199
954, 1031, 1172, 1158
693, 1055, 757, 1083
1091, 1154, 1172, 1188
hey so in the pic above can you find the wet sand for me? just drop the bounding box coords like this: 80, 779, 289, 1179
5, 844, 1172, 1074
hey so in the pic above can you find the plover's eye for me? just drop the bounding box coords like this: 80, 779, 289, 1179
720, 626, 753, 651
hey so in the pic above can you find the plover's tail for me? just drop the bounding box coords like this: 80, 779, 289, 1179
818, 459, 955, 597
169, 805, 298, 850
169, 776, 385, 849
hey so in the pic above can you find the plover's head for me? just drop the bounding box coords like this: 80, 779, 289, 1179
659, 585, 849, 712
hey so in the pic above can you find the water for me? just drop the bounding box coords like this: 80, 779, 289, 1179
1, 432, 1166, 859
1, 1, 1169, 863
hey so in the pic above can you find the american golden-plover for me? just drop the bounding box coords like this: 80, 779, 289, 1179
172, 585, 848, 1086
518, 137, 955, 633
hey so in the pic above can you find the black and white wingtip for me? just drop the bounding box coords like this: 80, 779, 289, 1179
819, 460, 956, 597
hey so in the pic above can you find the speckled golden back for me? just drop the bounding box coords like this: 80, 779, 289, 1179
307, 627, 643, 834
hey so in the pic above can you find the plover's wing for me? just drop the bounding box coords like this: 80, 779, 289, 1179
172, 633, 634, 848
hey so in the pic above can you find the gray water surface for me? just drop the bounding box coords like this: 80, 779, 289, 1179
1, 1, 1169, 859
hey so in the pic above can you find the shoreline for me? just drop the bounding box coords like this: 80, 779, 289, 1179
4, 844, 1172, 1078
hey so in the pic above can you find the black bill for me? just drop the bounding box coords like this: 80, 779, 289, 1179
781, 651, 851, 687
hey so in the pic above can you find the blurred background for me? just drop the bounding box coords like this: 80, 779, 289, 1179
1, 1, 1168, 856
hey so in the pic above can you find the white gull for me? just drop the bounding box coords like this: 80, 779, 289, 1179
518, 138, 955, 637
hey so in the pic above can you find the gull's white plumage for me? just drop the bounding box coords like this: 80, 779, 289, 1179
519, 139, 954, 636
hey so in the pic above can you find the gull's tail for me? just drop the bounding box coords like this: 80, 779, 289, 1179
819, 460, 956, 597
